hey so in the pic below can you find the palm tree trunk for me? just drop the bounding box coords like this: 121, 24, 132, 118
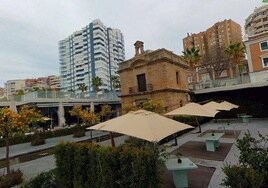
235, 64, 240, 84
5, 133, 10, 174
191, 69, 196, 90
96, 91, 98, 99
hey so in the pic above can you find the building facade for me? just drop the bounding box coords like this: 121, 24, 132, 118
245, 5, 268, 36
119, 41, 190, 112
59, 19, 125, 95
48, 75, 60, 90
5, 80, 25, 98
25, 77, 49, 91
183, 19, 242, 61
245, 29, 268, 83
5, 75, 61, 99
244, 5, 268, 83
183, 19, 243, 85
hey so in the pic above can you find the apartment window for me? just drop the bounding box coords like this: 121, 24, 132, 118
260, 41, 268, 51
262, 56, 268, 67
137, 74, 147, 92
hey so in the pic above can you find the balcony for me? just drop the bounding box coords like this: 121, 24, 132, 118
128, 84, 153, 94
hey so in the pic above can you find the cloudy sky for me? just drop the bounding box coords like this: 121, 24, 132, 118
0, 0, 264, 87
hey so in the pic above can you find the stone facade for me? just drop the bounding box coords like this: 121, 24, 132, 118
119, 42, 190, 112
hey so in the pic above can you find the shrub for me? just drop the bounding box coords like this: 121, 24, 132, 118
0, 125, 95, 147
21, 171, 57, 188
222, 164, 263, 188
31, 133, 45, 146
73, 126, 86, 138
54, 142, 164, 188
0, 169, 23, 187
222, 132, 268, 188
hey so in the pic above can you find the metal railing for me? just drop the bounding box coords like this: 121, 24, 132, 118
128, 84, 153, 94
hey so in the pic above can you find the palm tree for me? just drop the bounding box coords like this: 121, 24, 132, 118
225, 42, 246, 83
92, 76, 103, 99
77, 83, 88, 98
182, 47, 201, 90
111, 75, 120, 91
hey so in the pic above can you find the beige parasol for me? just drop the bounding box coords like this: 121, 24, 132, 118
203, 101, 233, 111
220, 101, 239, 109
87, 109, 193, 146
165, 102, 219, 133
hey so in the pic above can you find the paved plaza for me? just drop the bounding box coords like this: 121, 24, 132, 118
0, 118, 267, 187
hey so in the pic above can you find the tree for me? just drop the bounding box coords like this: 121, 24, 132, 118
79, 108, 99, 126
0, 105, 42, 174
99, 104, 112, 121
225, 42, 246, 82
142, 99, 164, 114
76, 107, 99, 140
92, 76, 103, 99
69, 105, 83, 125
182, 47, 201, 90
77, 83, 88, 98
111, 75, 120, 91
16, 90, 25, 96
121, 104, 138, 115
203, 45, 230, 80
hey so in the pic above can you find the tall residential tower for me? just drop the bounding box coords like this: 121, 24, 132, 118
245, 5, 268, 36
183, 19, 242, 63
59, 19, 125, 94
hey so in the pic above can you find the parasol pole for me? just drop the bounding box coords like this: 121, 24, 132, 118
110, 132, 115, 147
195, 116, 201, 133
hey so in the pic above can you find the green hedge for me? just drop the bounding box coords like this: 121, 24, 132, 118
54, 142, 164, 188
21, 171, 58, 188
0, 126, 87, 147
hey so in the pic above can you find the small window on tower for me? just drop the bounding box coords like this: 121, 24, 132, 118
176, 71, 181, 84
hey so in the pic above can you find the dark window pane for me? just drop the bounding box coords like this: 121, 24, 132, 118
260, 42, 268, 50
263, 57, 268, 67
137, 74, 146, 92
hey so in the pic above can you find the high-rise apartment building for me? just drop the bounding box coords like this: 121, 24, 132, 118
245, 5, 268, 36
183, 19, 242, 62
59, 19, 125, 94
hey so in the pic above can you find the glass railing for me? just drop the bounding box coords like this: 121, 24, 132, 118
189, 75, 251, 91
13, 91, 121, 102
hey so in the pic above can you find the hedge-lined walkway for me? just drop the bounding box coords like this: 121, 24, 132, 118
1, 118, 268, 187
0, 130, 107, 160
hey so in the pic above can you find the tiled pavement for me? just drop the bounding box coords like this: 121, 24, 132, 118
165, 118, 268, 187
0, 118, 267, 187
